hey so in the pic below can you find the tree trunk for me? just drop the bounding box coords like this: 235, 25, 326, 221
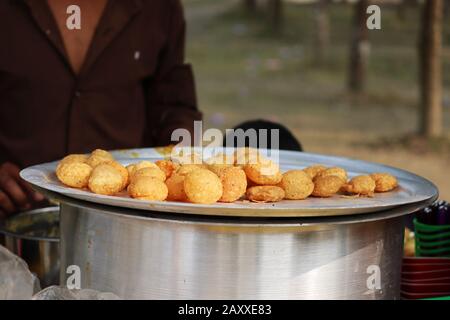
314, 0, 330, 65
348, 0, 370, 93
419, 0, 444, 138
267, 0, 283, 33
244, 0, 257, 13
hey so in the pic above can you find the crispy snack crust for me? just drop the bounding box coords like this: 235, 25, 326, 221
315, 167, 348, 182
86, 149, 114, 168
370, 173, 398, 192
155, 160, 179, 179
303, 165, 327, 180
165, 174, 188, 202
278, 170, 314, 200
128, 176, 168, 201
56, 162, 92, 188
312, 175, 345, 198
244, 160, 282, 185
342, 175, 376, 196
59, 154, 89, 165
176, 164, 204, 176
104, 161, 129, 189
184, 169, 223, 204
218, 167, 247, 203
134, 161, 158, 172
246, 186, 285, 203
88, 164, 123, 196
132, 167, 166, 183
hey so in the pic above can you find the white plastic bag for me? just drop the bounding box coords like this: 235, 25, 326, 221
0, 245, 41, 300
33, 286, 120, 300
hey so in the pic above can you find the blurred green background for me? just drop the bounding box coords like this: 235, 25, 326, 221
183, 0, 450, 199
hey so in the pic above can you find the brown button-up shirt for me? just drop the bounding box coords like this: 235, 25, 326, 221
0, 0, 202, 168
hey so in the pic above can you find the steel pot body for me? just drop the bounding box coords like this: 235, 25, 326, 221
59, 202, 408, 300
0, 207, 60, 288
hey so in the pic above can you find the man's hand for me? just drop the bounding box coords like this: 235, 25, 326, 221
0, 162, 44, 219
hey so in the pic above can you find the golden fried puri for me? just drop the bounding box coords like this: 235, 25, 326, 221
303, 165, 327, 180
134, 161, 158, 172
206, 153, 234, 176
91, 149, 114, 159
312, 175, 345, 198
132, 167, 166, 183
316, 167, 348, 182
370, 173, 398, 193
88, 164, 123, 195
155, 160, 179, 179
86, 149, 114, 168
128, 176, 168, 201
246, 186, 285, 203
244, 160, 282, 185
176, 164, 204, 176
56, 162, 92, 188
184, 169, 223, 204
104, 161, 129, 189
218, 167, 247, 203
59, 154, 89, 165
278, 170, 314, 200
342, 175, 376, 196
165, 174, 188, 202
126, 164, 137, 177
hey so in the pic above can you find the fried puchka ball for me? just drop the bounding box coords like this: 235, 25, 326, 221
132, 167, 166, 183
303, 165, 327, 180
88, 164, 124, 195
155, 159, 179, 179
315, 167, 348, 182
56, 154, 89, 173
205, 153, 234, 176
104, 161, 129, 189
59, 154, 89, 165
246, 186, 285, 203
370, 173, 398, 193
312, 175, 345, 198
126, 161, 158, 178
244, 159, 282, 186
165, 173, 188, 202
184, 169, 223, 204
126, 164, 137, 177
218, 167, 247, 203
56, 162, 93, 189
342, 175, 376, 196
176, 164, 204, 176
278, 170, 314, 200
128, 176, 168, 201
134, 161, 158, 172
86, 149, 114, 168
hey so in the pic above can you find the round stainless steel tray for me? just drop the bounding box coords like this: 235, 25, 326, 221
20, 148, 439, 218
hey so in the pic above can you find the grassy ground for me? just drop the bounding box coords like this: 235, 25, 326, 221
184, 0, 450, 200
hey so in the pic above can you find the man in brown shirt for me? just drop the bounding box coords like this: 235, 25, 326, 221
0, 0, 202, 218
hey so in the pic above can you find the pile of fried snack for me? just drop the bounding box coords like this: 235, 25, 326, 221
55, 149, 398, 205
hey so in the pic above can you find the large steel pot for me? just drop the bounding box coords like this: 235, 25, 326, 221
57, 198, 426, 300
0, 207, 60, 288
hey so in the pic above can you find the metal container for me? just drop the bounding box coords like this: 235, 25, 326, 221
20, 149, 439, 299
57, 198, 428, 300
0, 207, 60, 288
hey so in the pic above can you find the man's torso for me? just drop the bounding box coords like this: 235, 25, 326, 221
47, 0, 108, 74
0, 0, 173, 166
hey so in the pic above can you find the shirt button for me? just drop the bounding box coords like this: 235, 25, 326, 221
74, 91, 81, 98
